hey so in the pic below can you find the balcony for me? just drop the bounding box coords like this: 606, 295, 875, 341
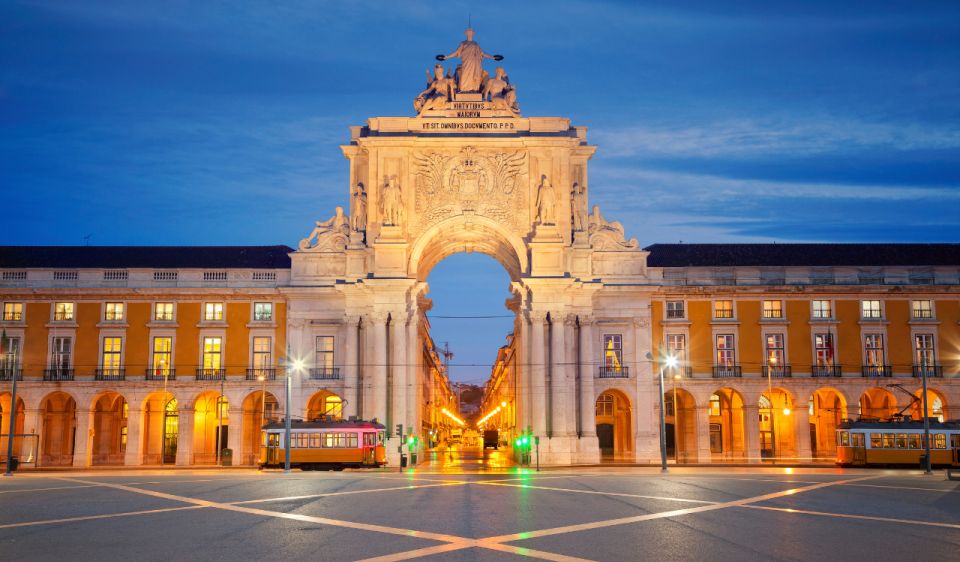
247, 368, 277, 381
712, 365, 742, 378
666, 366, 693, 378
309, 367, 340, 380
762, 365, 792, 378
195, 368, 226, 380
598, 366, 630, 378
0, 368, 23, 381
44, 368, 75, 381
145, 369, 176, 381
811, 365, 842, 378
861, 365, 892, 378
95, 368, 126, 381
912, 365, 943, 378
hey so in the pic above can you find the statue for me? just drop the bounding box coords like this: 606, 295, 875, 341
298, 206, 350, 251
571, 182, 587, 232
414, 64, 456, 113
535, 175, 557, 225
483, 67, 519, 114
436, 28, 502, 93
351, 182, 367, 232
380, 175, 404, 226
588, 205, 639, 250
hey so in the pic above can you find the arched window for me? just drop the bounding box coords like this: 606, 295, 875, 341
324, 395, 343, 419
596, 393, 614, 417
709, 394, 721, 416
758, 395, 772, 410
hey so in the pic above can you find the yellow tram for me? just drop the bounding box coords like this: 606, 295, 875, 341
259, 418, 387, 470
836, 419, 960, 467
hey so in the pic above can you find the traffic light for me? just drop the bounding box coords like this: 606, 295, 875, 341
407, 435, 418, 446
395, 423, 403, 438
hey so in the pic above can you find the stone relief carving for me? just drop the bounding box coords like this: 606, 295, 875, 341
351, 182, 367, 232
571, 182, 587, 232
588, 205, 639, 250
298, 206, 350, 252
436, 28, 502, 93
412, 147, 527, 234
535, 175, 557, 225
380, 175, 404, 227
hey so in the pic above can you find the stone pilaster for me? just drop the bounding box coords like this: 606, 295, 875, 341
343, 315, 360, 419
390, 312, 407, 433
744, 405, 761, 462
578, 316, 596, 438
72, 409, 93, 468
124, 406, 143, 466
369, 313, 389, 424
175, 405, 194, 466
794, 404, 812, 460
529, 311, 548, 437
406, 316, 419, 432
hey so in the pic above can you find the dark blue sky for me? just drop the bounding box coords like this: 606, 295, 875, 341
2, 1, 958, 382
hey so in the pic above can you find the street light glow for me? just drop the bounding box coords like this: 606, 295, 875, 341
441, 408, 465, 426
665, 355, 678, 369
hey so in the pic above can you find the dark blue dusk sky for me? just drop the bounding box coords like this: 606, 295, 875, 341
2, 1, 959, 382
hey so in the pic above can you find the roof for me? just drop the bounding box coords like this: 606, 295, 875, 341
263, 418, 385, 430
644, 243, 960, 268
0, 246, 294, 269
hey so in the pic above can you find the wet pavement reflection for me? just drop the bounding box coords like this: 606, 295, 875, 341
417, 444, 516, 472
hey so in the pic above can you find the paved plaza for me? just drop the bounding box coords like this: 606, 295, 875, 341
1, 449, 958, 561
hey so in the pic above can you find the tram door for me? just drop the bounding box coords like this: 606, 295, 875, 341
852, 433, 866, 466
362, 432, 376, 465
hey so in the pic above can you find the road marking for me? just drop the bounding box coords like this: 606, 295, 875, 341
229, 480, 474, 505
472, 481, 717, 505
847, 482, 960, 494
0, 484, 100, 494
0, 505, 206, 529
741, 504, 960, 530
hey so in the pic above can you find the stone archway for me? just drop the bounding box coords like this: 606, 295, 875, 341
40, 391, 76, 466
141, 392, 176, 465
759, 388, 795, 460
709, 388, 746, 460
241, 390, 279, 465
860, 387, 897, 420
596, 389, 632, 459
665, 388, 697, 462
91, 392, 127, 465
911, 388, 948, 422
307, 390, 343, 420
193, 391, 227, 465
0, 393, 26, 465
810, 387, 847, 459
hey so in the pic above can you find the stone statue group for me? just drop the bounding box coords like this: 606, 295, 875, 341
414, 28, 519, 114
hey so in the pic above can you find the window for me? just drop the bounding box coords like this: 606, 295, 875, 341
204, 303, 224, 321
203, 337, 223, 371
104, 302, 124, 321
895, 433, 907, 449
101, 337, 123, 373
254, 302, 273, 322
709, 394, 721, 417
155, 302, 174, 321
762, 300, 782, 319
934, 434, 947, 449
324, 395, 343, 419
870, 433, 882, 448
882, 433, 894, 448
54, 302, 74, 321
602, 334, 622, 369
911, 300, 933, 319
2, 303, 23, 321
864, 334, 885, 367
309, 434, 321, 448
715, 334, 735, 367
596, 393, 613, 416
861, 300, 882, 319
914, 334, 935, 367
666, 334, 686, 368
666, 300, 685, 319
814, 333, 835, 367
152, 337, 173, 376
315, 336, 334, 373
838, 431, 849, 446
811, 300, 832, 319
765, 333, 785, 366
1, 337, 21, 371
51, 337, 72, 370
253, 336, 272, 370
713, 300, 734, 319
908, 434, 921, 449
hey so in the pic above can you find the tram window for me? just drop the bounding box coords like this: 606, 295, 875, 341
346, 433, 358, 448
895, 434, 907, 449
870, 433, 882, 448
299, 433, 309, 448
908, 435, 921, 449
378, 431, 385, 445
838, 431, 849, 446
882, 433, 894, 448
934, 434, 947, 449
323, 433, 334, 448
310, 434, 321, 448
363, 433, 375, 446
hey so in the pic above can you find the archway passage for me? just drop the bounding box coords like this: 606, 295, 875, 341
810, 388, 847, 459
709, 389, 745, 460
307, 390, 343, 420
141, 392, 176, 465
242, 390, 279, 465
596, 390, 632, 459
664, 388, 697, 462
409, 215, 528, 281
860, 388, 897, 420
759, 388, 795, 460
92, 392, 127, 465
0, 393, 26, 464
910, 388, 947, 422
41, 392, 76, 466
193, 391, 227, 465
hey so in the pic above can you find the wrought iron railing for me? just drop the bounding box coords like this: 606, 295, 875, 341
309, 367, 340, 380
598, 366, 629, 378
145, 369, 176, 381
712, 365, 742, 378
247, 368, 277, 380
95, 368, 126, 381
912, 365, 943, 378
762, 365, 792, 378
861, 365, 892, 378
195, 368, 226, 380
811, 365, 842, 378
43, 368, 75, 381
0, 368, 23, 381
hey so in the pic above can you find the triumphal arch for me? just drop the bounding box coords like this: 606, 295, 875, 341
289, 28, 656, 464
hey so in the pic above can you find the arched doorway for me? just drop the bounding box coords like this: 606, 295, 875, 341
307, 390, 343, 420
242, 390, 279, 465
595, 390, 632, 459
911, 388, 947, 422
142, 392, 177, 464
810, 388, 847, 459
0, 393, 26, 465
664, 388, 697, 462
91, 392, 127, 465
709, 388, 746, 460
859, 388, 897, 420
759, 388, 795, 460
41, 392, 76, 466
192, 391, 227, 465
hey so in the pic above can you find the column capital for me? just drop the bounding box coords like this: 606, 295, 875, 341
343, 314, 362, 325
578, 315, 594, 327
528, 310, 549, 323
632, 317, 650, 328
564, 314, 577, 327
368, 311, 390, 324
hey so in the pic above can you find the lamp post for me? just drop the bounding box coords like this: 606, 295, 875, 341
648, 352, 677, 473
4, 335, 19, 476
673, 373, 681, 463
216, 375, 225, 466
920, 350, 933, 475
284, 358, 304, 473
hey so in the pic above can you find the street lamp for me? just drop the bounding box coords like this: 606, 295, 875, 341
285, 357, 305, 473
920, 350, 933, 475
648, 352, 677, 473
673, 373, 681, 463
3, 336, 19, 476
765, 355, 790, 463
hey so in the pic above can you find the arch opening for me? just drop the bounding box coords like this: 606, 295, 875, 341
0, 393, 26, 465
193, 391, 228, 465
596, 389, 632, 459
664, 387, 697, 462
242, 390, 280, 465
409, 215, 528, 282
307, 390, 343, 420
709, 388, 746, 461
810, 387, 847, 459
92, 392, 128, 465
759, 388, 795, 460
40, 391, 76, 466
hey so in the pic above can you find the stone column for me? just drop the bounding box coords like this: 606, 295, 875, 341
695, 404, 712, 463
370, 313, 389, 424
406, 316, 419, 433
518, 314, 530, 431
794, 400, 812, 460
390, 312, 407, 434
529, 311, 548, 436
550, 312, 567, 437
343, 315, 360, 419
175, 404, 195, 466
579, 316, 596, 438
124, 405, 143, 466
744, 405, 761, 462
22, 408, 41, 464
228, 406, 243, 463
72, 408, 93, 467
